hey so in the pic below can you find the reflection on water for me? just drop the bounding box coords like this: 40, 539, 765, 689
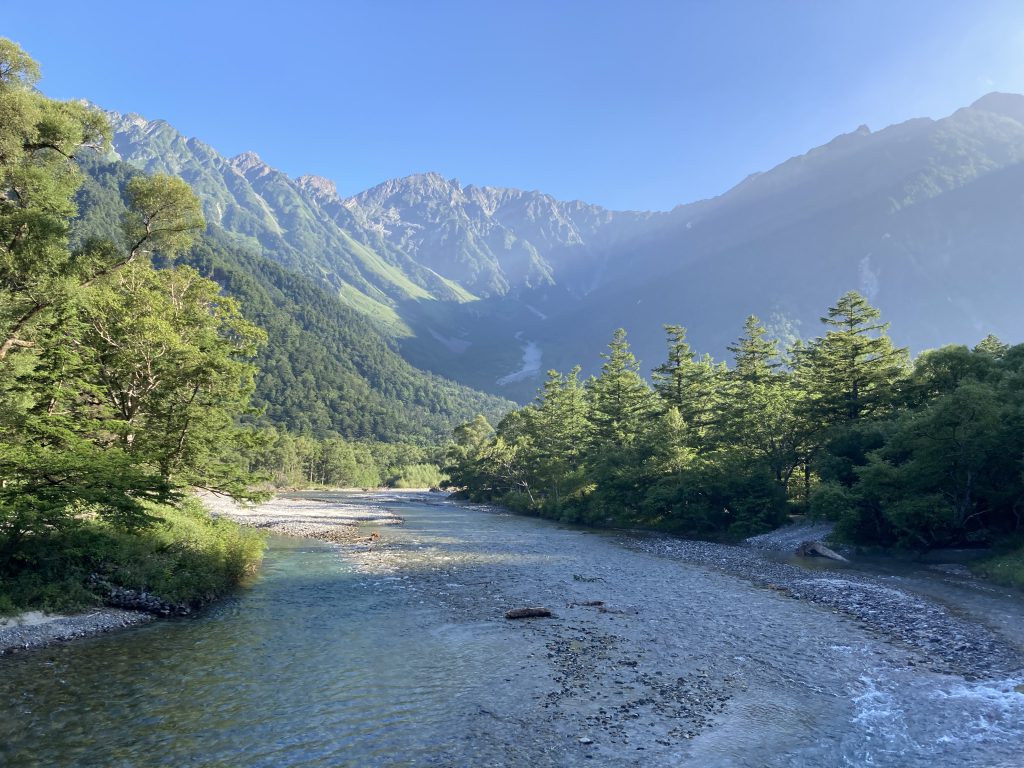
0, 532, 513, 767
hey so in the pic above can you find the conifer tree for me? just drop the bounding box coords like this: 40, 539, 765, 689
530, 367, 590, 503
795, 291, 908, 427
650, 325, 724, 446
721, 316, 801, 485
587, 329, 658, 451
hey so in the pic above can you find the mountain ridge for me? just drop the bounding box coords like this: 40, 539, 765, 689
99, 93, 1024, 401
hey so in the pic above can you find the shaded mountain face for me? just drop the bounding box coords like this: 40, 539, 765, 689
538, 92, 1024, 379
103, 94, 1024, 403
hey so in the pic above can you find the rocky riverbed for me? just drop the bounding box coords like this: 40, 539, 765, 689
323, 495, 1024, 765
3, 493, 1022, 767
620, 530, 1024, 680
0, 609, 154, 655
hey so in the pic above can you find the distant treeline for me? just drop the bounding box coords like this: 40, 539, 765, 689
445, 292, 1024, 548
245, 429, 445, 489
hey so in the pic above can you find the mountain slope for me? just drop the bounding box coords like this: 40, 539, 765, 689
100, 94, 1024, 401
73, 154, 514, 441
537, 93, 1024, 374
343, 172, 658, 297
104, 110, 653, 326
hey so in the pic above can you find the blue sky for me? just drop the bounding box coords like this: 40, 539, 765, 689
5, 1, 1024, 210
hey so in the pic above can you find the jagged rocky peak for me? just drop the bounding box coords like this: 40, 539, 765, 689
296, 174, 340, 201
970, 92, 1024, 125
229, 150, 271, 176
350, 171, 467, 211
115, 111, 150, 131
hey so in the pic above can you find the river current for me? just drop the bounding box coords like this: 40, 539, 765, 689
1, 492, 1022, 767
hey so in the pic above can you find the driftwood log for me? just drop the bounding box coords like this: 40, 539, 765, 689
505, 607, 552, 619
795, 540, 849, 562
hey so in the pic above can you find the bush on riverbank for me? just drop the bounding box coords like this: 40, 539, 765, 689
0, 498, 265, 616
973, 543, 1024, 591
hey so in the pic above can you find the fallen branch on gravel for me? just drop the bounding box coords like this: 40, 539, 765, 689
505, 607, 552, 619
795, 540, 849, 562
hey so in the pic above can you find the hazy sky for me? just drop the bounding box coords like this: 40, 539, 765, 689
5, 1, 1024, 210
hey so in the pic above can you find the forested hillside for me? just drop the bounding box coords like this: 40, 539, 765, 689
74, 155, 513, 442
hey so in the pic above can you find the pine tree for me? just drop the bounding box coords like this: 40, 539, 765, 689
529, 367, 590, 504
651, 325, 725, 447
796, 291, 908, 427
587, 329, 658, 451
720, 316, 801, 486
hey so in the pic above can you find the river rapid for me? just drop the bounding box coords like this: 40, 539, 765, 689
1, 492, 1022, 767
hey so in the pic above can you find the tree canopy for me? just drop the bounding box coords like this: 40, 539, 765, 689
446, 292, 1024, 549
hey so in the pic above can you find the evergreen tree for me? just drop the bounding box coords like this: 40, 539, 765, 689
651, 324, 725, 446
529, 367, 590, 504
795, 291, 908, 427
720, 316, 801, 486
587, 329, 658, 451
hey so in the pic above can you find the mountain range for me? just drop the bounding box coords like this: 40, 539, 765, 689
97, 93, 1024, 403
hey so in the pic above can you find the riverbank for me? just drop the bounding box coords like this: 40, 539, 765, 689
0, 497, 264, 655
198, 489, 405, 542
623, 528, 1023, 679
0, 610, 154, 655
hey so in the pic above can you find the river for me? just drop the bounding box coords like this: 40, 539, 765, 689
1, 491, 1022, 767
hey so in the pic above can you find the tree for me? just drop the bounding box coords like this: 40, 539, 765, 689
651, 324, 725, 446
587, 329, 658, 451
1, 40, 259, 566
795, 291, 908, 427
443, 415, 495, 492
720, 316, 801, 487
528, 367, 590, 505
1, 39, 110, 359
848, 381, 1014, 547
582, 330, 659, 522
76, 263, 265, 491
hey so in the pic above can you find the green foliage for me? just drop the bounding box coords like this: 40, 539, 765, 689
0, 41, 265, 602
794, 291, 908, 427
0, 497, 265, 614
123, 174, 205, 258
389, 463, 446, 489
448, 293, 1024, 550
243, 427, 445, 489
1, 39, 110, 360
973, 544, 1024, 591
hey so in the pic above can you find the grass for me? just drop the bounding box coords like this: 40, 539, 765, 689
972, 541, 1024, 591
0, 497, 266, 616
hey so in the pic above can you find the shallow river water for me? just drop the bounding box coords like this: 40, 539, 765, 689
2, 492, 1023, 767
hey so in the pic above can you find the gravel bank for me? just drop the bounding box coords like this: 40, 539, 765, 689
198, 490, 403, 544
0, 610, 153, 656
620, 532, 1023, 679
